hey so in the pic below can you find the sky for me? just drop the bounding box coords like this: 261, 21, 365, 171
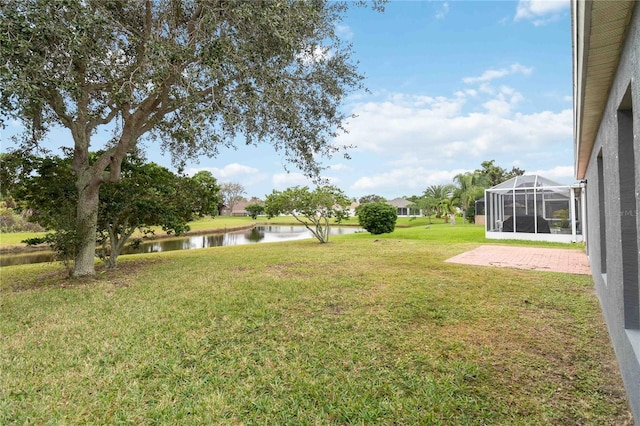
0, 0, 574, 201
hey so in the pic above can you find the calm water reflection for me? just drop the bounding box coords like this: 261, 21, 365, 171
1, 225, 361, 267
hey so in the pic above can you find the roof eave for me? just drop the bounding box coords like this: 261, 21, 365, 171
573, 0, 636, 179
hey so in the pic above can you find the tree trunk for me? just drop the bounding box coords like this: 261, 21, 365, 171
107, 228, 135, 269
73, 174, 100, 277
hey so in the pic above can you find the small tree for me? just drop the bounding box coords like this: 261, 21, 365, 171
97, 160, 220, 268
19, 154, 219, 270
264, 185, 350, 243
220, 182, 246, 215
190, 171, 222, 218
245, 203, 264, 220
356, 202, 397, 235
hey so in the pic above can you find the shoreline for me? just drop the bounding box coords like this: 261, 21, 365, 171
0, 221, 367, 255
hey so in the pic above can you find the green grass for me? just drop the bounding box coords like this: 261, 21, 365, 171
0, 224, 629, 424
0, 231, 47, 247
0, 214, 584, 251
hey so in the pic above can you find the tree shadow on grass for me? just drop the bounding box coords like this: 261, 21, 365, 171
2, 259, 158, 293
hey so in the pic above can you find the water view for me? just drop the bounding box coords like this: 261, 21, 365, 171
0, 225, 362, 267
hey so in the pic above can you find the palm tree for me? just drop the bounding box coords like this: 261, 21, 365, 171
453, 172, 486, 223
423, 184, 456, 220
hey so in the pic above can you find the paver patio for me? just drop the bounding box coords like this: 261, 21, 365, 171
445, 245, 591, 275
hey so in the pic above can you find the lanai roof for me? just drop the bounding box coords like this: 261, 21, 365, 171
490, 175, 565, 191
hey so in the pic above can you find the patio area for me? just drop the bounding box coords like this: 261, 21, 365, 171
445, 245, 591, 275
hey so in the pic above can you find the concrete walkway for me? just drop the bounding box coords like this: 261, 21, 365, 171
445, 245, 591, 275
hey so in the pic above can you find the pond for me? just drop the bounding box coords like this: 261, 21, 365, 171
0, 225, 362, 267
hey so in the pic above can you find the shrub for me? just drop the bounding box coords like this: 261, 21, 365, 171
356, 202, 397, 234
0, 204, 44, 233
466, 203, 476, 224
245, 203, 264, 220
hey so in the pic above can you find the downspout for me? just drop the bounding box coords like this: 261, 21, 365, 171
570, 186, 577, 242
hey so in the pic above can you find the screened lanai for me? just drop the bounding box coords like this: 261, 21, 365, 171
484, 175, 585, 243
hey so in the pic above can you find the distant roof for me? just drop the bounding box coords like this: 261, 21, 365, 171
490, 175, 564, 191
387, 197, 413, 208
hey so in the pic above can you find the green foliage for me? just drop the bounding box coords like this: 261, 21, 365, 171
0, 202, 44, 233
189, 171, 221, 218
0, 0, 379, 276
553, 209, 570, 228
97, 157, 220, 268
18, 154, 220, 269
474, 160, 525, 187
421, 184, 456, 219
358, 194, 386, 204
245, 203, 264, 220
452, 172, 485, 223
465, 202, 476, 224
264, 185, 350, 243
356, 202, 397, 234
0, 151, 38, 202
14, 155, 79, 267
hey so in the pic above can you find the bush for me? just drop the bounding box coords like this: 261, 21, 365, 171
466, 203, 476, 224
0, 204, 44, 233
245, 203, 264, 220
356, 202, 397, 234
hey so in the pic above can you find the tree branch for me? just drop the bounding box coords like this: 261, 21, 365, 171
88, 106, 119, 129
45, 89, 73, 128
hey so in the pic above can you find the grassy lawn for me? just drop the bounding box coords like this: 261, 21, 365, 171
0, 224, 630, 424
0, 214, 583, 251
0, 231, 47, 247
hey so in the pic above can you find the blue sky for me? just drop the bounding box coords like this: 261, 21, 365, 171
1, 0, 574, 200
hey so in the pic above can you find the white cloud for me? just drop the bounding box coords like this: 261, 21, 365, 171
463, 63, 533, 84
335, 24, 354, 40
482, 86, 524, 116
336, 90, 572, 169
272, 172, 313, 189
435, 2, 449, 20
328, 163, 352, 172
528, 165, 575, 183
297, 45, 332, 66
351, 167, 467, 195
271, 171, 343, 191
186, 163, 269, 196
514, 0, 569, 26
187, 163, 260, 180
482, 98, 512, 116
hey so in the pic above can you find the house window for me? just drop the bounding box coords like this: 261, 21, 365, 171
597, 150, 607, 275
618, 86, 639, 330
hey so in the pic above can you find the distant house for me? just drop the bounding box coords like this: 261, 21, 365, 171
348, 201, 360, 218
221, 197, 263, 216
572, 0, 639, 421
386, 198, 420, 217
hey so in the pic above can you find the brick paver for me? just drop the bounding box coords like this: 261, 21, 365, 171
444, 245, 591, 275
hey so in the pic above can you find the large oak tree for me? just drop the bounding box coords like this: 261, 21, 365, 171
0, 0, 376, 276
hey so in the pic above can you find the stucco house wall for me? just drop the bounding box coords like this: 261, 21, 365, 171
573, 1, 639, 420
